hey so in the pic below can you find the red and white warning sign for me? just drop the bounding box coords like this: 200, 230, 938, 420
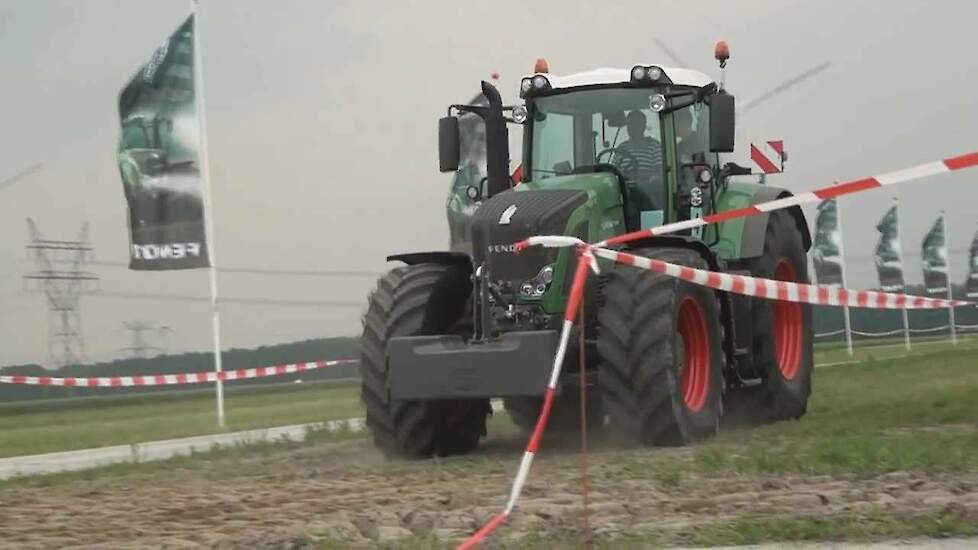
751, 140, 785, 174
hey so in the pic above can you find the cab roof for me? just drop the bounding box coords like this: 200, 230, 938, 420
529, 65, 714, 90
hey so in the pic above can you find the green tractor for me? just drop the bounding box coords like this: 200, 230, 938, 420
361, 49, 813, 458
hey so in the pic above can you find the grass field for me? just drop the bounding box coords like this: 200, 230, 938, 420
814, 330, 978, 364
1, 335, 974, 459
3, 346, 977, 547
0, 379, 363, 458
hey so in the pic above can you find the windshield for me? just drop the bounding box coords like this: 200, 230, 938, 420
530, 88, 666, 213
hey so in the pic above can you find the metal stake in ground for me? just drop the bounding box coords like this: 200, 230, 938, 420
191, 0, 227, 427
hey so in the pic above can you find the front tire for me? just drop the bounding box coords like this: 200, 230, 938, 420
597, 247, 724, 445
360, 264, 490, 458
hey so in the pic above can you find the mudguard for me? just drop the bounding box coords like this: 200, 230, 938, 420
387, 251, 473, 272
620, 234, 722, 272
715, 184, 812, 261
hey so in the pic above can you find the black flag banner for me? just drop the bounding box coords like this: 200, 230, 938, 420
921, 215, 949, 295
874, 205, 905, 292
967, 227, 978, 299
117, 15, 208, 270
812, 199, 843, 286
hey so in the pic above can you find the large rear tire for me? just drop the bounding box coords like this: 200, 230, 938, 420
741, 210, 815, 421
597, 247, 724, 445
360, 264, 490, 458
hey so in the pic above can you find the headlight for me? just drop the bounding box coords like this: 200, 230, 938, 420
538, 264, 554, 284
631, 65, 665, 84
520, 263, 557, 299
512, 104, 528, 124
521, 75, 552, 98
697, 167, 713, 184
649, 93, 666, 112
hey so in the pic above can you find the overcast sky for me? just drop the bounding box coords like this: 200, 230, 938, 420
2, 0, 977, 367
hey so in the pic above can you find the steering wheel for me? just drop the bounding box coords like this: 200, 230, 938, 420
596, 147, 642, 179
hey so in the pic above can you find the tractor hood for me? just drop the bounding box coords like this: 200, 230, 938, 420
470, 172, 624, 303
472, 188, 587, 283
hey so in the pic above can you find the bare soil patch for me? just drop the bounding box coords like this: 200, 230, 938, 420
1, 433, 976, 549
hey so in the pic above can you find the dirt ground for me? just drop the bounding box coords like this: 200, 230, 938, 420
1, 433, 977, 549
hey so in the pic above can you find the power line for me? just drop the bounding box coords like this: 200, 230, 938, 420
89, 260, 378, 278
0, 163, 43, 191
741, 62, 832, 112
121, 320, 162, 359
93, 290, 363, 309
653, 38, 688, 68
23, 218, 99, 368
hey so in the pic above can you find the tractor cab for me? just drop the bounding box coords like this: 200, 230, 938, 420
516, 63, 735, 233
440, 55, 743, 260
436, 57, 741, 319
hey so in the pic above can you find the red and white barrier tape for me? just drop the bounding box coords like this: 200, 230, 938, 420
514, 150, 978, 252
591, 247, 972, 310
0, 359, 358, 387
458, 255, 593, 550
463, 242, 973, 547
463, 148, 978, 548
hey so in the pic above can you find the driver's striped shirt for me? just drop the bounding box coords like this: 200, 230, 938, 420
613, 137, 663, 176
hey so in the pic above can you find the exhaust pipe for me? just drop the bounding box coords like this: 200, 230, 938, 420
480, 81, 511, 198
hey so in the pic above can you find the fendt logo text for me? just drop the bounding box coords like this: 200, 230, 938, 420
133, 242, 202, 260
487, 244, 518, 254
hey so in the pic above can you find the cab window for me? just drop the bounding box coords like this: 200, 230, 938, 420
674, 104, 710, 164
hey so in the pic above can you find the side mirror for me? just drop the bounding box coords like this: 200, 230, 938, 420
439, 116, 460, 172
709, 93, 735, 153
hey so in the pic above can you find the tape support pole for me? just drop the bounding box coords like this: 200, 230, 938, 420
457, 255, 592, 550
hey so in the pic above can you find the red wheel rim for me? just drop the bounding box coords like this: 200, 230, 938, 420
773, 259, 803, 380
678, 297, 710, 412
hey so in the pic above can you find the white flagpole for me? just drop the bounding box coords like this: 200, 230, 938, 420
894, 197, 911, 352
944, 212, 958, 346
834, 196, 854, 357
191, 0, 225, 427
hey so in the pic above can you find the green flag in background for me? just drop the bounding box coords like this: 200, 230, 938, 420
812, 199, 843, 286
117, 15, 208, 270
966, 226, 978, 299
874, 205, 905, 292
921, 215, 949, 295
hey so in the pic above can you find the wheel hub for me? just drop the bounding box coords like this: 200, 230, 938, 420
678, 297, 710, 412
773, 260, 803, 380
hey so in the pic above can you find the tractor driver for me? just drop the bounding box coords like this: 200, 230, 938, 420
613, 110, 663, 210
